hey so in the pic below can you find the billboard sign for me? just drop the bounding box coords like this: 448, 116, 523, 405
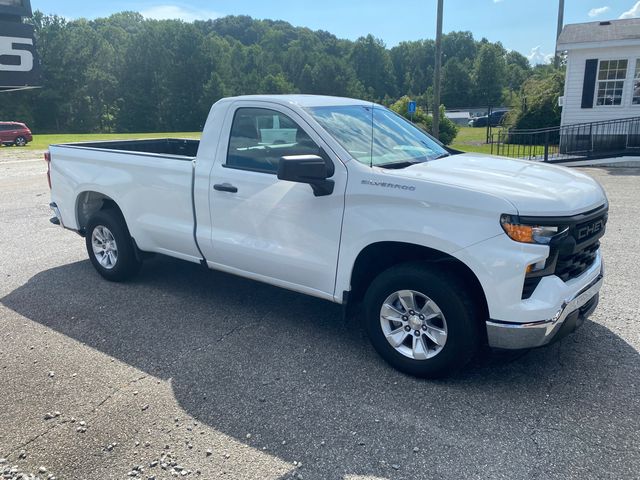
0, 0, 40, 90
0, 0, 33, 17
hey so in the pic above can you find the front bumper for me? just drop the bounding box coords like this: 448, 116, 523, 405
485, 271, 603, 349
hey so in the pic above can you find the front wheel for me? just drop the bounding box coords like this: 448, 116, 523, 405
85, 209, 141, 281
14, 136, 27, 146
364, 263, 480, 378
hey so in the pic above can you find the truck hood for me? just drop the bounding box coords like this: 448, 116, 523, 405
385, 153, 607, 216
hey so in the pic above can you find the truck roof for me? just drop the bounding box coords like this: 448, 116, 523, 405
219, 94, 374, 108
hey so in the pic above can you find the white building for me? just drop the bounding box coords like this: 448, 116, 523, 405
557, 18, 640, 127
444, 110, 471, 126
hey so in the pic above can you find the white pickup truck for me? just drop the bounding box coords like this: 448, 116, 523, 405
47, 95, 607, 377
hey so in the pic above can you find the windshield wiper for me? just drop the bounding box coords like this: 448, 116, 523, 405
377, 160, 424, 169
378, 153, 449, 169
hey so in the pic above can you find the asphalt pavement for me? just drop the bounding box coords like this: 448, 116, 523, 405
0, 150, 638, 479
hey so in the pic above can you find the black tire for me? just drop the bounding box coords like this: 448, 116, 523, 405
363, 263, 480, 378
14, 136, 27, 147
85, 208, 142, 282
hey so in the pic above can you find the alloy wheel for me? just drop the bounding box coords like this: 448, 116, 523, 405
91, 225, 118, 270
379, 289, 448, 360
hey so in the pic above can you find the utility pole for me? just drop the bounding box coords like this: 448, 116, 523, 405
432, 0, 443, 140
554, 0, 565, 68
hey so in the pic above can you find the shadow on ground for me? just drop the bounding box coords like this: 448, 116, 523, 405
2, 256, 639, 479
577, 166, 640, 176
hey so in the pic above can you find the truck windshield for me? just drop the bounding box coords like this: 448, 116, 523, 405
308, 105, 449, 168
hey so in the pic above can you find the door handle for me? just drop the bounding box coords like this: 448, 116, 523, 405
213, 183, 238, 193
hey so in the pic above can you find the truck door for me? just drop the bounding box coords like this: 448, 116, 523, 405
204, 102, 347, 300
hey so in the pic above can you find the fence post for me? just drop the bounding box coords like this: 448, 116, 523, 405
544, 131, 549, 162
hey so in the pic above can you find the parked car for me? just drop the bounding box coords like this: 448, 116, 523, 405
47, 95, 607, 378
469, 110, 508, 128
0, 121, 33, 146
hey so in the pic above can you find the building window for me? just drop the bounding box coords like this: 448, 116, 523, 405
596, 59, 627, 106
633, 59, 640, 105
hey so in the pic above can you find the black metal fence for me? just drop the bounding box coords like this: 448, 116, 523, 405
490, 116, 640, 162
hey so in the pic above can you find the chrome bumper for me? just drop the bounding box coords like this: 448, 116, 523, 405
486, 273, 603, 349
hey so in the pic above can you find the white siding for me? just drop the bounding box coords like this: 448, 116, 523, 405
561, 44, 640, 126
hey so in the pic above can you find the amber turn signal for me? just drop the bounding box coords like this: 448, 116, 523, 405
502, 222, 535, 243
500, 214, 561, 245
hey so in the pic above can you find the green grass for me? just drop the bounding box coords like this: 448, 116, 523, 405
450, 126, 548, 157
3, 132, 202, 151
450, 126, 494, 154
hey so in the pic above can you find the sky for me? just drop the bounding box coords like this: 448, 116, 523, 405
30, 0, 640, 64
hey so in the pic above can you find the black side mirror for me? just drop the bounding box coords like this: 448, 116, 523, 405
277, 155, 334, 197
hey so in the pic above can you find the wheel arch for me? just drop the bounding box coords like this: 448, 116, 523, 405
348, 241, 489, 328
75, 191, 124, 236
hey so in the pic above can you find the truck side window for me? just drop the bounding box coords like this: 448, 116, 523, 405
226, 108, 322, 174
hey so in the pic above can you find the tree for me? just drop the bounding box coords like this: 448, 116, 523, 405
441, 59, 473, 108
505, 50, 530, 71
504, 50, 532, 103
260, 73, 296, 94
390, 40, 435, 95
473, 44, 506, 107
509, 70, 564, 129
350, 35, 397, 100
442, 31, 477, 63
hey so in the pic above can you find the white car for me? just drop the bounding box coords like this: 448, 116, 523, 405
47, 95, 607, 377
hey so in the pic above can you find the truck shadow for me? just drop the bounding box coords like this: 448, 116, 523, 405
2, 256, 639, 479
578, 166, 640, 176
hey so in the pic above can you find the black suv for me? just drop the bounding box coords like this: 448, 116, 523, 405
469, 110, 508, 128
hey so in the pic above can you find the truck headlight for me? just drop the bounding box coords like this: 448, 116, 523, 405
500, 214, 566, 245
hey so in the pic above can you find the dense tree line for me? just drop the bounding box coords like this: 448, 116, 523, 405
0, 13, 543, 134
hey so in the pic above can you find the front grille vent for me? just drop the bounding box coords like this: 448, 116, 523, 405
555, 241, 600, 282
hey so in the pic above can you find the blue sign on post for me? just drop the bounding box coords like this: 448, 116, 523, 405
408, 101, 417, 114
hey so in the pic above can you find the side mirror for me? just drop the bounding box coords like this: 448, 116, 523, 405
277, 155, 334, 197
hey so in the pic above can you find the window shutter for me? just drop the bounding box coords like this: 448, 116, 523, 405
581, 59, 598, 109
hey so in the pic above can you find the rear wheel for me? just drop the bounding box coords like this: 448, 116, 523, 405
364, 263, 480, 378
14, 136, 27, 146
85, 209, 141, 281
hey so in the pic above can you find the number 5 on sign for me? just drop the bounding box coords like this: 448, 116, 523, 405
0, 36, 34, 72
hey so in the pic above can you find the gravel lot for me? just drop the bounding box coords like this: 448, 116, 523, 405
1, 150, 639, 479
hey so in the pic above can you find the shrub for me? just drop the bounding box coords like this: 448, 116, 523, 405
389, 96, 459, 145
507, 71, 564, 130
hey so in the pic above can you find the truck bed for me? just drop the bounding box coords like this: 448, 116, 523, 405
49, 137, 203, 262
54, 138, 200, 159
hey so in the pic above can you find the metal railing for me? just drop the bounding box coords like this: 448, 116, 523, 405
490, 116, 640, 162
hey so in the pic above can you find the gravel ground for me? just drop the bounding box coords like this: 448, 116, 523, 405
0, 148, 45, 164
0, 152, 639, 480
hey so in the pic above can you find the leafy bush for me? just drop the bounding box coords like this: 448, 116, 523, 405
389, 96, 459, 145
507, 71, 564, 130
